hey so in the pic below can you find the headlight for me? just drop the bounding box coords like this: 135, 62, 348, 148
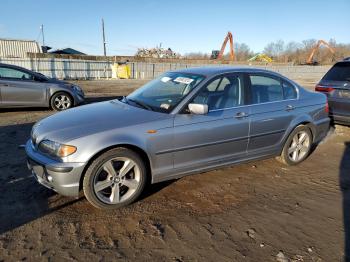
73, 85, 82, 93
39, 140, 77, 157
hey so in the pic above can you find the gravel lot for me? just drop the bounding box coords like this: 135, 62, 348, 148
0, 78, 350, 261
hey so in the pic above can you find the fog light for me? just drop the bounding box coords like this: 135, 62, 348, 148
47, 175, 53, 182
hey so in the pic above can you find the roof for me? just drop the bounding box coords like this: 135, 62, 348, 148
50, 48, 86, 55
0, 62, 34, 72
171, 66, 277, 77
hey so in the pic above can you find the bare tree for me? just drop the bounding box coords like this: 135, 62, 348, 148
263, 40, 285, 60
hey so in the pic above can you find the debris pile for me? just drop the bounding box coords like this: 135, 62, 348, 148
135, 47, 180, 59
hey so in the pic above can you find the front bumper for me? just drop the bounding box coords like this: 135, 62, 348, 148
25, 140, 86, 197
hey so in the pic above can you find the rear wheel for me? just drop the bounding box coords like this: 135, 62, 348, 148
278, 125, 313, 165
50, 92, 73, 111
83, 148, 147, 209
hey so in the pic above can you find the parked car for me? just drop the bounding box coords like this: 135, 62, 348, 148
26, 67, 330, 209
315, 60, 350, 125
0, 63, 84, 110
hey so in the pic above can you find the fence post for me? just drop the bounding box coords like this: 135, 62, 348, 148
152, 63, 155, 78
132, 62, 135, 79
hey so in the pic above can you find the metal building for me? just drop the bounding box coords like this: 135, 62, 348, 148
0, 38, 42, 58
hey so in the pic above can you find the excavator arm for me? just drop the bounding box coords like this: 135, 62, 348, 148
307, 40, 335, 64
217, 31, 235, 61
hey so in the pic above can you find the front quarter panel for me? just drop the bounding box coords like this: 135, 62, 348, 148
66, 116, 175, 179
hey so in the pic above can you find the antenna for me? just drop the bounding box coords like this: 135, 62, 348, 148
102, 18, 107, 56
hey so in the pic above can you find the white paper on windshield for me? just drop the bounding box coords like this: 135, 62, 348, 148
161, 76, 172, 83
160, 103, 170, 110
174, 77, 194, 85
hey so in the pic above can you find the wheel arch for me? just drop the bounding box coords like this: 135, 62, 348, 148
79, 143, 152, 191
279, 118, 316, 156
49, 89, 75, 108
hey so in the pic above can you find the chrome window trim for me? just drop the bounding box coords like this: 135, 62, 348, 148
208, 98, 299, 113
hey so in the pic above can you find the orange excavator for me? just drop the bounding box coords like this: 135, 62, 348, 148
307, 40, 335, 65
211, 31, 235, 61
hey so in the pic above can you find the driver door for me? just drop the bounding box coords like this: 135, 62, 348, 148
173, 73, 250, 171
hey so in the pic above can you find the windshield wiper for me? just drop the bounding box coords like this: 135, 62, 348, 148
127, 98, 153, 111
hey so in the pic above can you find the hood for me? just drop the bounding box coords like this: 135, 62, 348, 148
47, 78, 72, 86
33, 100, 170, 143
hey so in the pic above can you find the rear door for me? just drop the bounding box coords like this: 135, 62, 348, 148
246, 73, 298, 155
0, 66, 47, 107
173, 73, 250, 170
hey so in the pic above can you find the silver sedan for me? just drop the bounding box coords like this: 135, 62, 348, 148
0, 63, 84, 110
25, 67, 330, 209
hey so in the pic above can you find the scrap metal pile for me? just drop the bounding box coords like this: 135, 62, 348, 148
135, 47, 180, 58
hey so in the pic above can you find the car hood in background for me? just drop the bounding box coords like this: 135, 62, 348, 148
33, 100, 171, 143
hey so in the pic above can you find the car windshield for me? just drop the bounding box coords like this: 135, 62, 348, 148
125, 72, 205, 113
323, 62, 350, 82
37, 72, 50, 80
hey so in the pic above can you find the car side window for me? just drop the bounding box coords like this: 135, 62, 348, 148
206, 78, 221, 91
192, 74, 245, 111
0, 67, 33, 80
282, 80, 297, 99
249, 75, 283, 103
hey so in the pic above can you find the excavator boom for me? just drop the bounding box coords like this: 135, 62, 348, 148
217, 31, 235, 61
307, 40, 335, 64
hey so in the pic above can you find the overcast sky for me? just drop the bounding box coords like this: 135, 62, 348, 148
1, 0, 349, 55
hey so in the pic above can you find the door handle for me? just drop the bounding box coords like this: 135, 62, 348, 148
235, 112, 248, 119
286, 105, 295, 111
0, 84, 9, 87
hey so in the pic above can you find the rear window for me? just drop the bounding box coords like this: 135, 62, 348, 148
323, 62, 350, 82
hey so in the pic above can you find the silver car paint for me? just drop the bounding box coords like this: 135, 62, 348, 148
0, 64, 84, 108
25, 67, 330, 197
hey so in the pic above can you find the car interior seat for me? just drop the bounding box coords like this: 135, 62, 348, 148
214, 79, 240, 109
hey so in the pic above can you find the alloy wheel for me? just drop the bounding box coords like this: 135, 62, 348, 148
287, 130, 311, 162
54, 95, 71, 110
93, 157, 141, 204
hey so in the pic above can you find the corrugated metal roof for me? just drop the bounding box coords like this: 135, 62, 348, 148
0, 39, 42, 58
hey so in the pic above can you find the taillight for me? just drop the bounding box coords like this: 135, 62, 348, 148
325, 100, 329, 114
315, 85, 334, 93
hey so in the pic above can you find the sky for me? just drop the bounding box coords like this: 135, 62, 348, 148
1, 0, 349, 56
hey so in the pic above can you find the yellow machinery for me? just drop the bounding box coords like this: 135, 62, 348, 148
248, 53, 273, 63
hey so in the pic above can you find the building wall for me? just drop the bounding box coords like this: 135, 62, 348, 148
0, 39, 42, 58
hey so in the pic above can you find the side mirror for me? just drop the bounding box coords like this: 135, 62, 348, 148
188, 103, 208, 115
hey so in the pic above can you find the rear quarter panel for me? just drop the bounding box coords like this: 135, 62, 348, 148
282, 87, 329, 144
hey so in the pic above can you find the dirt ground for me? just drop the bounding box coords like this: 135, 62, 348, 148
1, 78, 350, 261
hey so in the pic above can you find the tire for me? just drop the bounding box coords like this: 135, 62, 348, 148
83, 148, 147, 209
277, 125, 313, 166
50, 92, 73, 111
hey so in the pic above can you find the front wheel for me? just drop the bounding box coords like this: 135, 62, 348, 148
278, 125, 313, 166
83, 148, 147, 209
50, 92, 73, 111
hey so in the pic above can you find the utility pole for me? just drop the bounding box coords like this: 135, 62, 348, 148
102, 18, 106, 56
40, 24, 45, 46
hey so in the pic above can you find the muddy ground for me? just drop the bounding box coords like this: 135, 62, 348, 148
0, 78, 350, 261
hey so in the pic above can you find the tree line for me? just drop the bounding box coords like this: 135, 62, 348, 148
185, 39, 350, 64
